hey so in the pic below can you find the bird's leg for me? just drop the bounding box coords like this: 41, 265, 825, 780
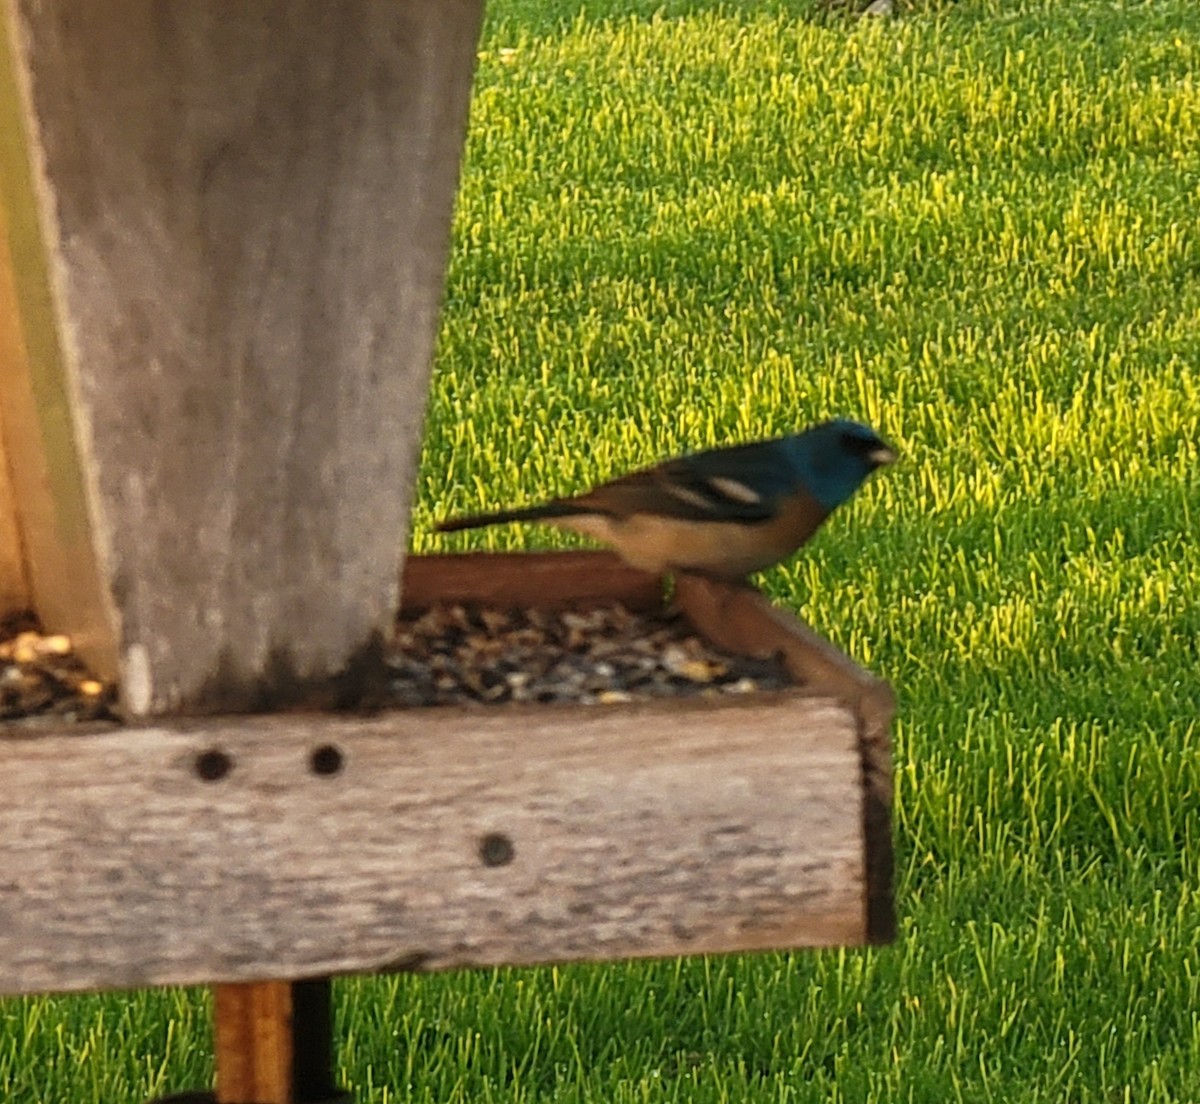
661, 568, 756, 619
679, 568, 757, 589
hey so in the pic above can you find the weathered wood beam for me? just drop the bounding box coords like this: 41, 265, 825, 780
0, 0, 483, 713
0, 692, 871, 996
675, 573, 896, 943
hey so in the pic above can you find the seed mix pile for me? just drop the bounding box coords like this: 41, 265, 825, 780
0, 613, 116, 724
387, 602, 793, 708
1, 602, 794, 722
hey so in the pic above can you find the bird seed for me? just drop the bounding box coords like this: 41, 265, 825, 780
387, 602, 794, 708
1, 603, 795, 722
0, 613, 118, 725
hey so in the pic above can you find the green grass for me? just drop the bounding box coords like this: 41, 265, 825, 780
5, 0, 1200, 1100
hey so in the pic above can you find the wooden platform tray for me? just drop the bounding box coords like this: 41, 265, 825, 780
0, 551, 893, 997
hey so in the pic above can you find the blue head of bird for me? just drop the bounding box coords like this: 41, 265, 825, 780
787, 419, 896, 509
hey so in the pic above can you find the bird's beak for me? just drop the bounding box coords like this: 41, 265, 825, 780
868, 446, 898, 467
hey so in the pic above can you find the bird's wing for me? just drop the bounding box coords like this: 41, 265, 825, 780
569, 441, 794, 524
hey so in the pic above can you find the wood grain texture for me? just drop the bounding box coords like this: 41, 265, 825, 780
209, 980, 344, 1104
214, 982, 293, 1104
0, 694, 865, 996
0, 0, 483, 713
0, 25, 110, 653
676, 573, 896, 943
401, 550, 664, 614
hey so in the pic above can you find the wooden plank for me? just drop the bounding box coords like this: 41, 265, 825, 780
0, 0, 484, 714
0, 694, 865, 996
401, 550, 664, 614
675, 574, 896, 943
0, 30, 111, 657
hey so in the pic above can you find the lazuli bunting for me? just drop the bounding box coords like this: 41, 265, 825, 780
436, 418, 896, 580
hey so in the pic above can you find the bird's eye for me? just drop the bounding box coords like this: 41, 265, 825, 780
840, 431, 876, 455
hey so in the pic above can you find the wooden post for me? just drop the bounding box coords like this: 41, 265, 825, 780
151, 980, 345, 1104
212, 980, 344, 1104
213, 983, 295, 1104
0, 0, 484, 714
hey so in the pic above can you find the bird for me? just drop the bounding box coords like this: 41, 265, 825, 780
436, 418, 896, 580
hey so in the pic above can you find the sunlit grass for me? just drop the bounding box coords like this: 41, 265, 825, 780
4, 1, 1199, 1100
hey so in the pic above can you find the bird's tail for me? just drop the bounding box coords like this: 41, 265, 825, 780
435, 501, 587, 533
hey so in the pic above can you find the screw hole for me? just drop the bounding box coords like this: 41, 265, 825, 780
479, 833, 514, 868
194, 749, 232, 782
310, 744, 344, 776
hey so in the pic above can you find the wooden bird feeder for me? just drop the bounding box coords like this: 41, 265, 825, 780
0, 4, 894, 1102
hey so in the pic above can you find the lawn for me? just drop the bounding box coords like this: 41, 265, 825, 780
4, 0, 1200, 1100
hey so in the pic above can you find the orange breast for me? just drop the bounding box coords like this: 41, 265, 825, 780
555, 493, 830, 578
